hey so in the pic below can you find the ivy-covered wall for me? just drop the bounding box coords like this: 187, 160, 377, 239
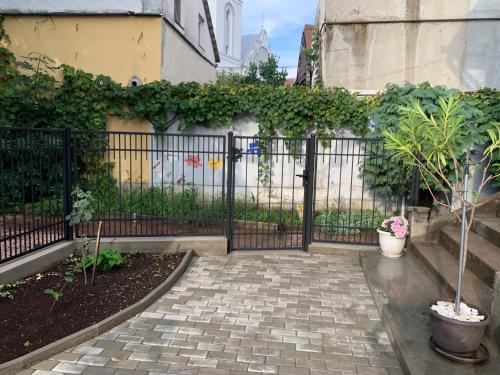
1, 15, 499, 198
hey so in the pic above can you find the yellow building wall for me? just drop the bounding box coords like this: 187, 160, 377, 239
4, 15, 161, 85
106, 118, 153, 184
4, 15, 161, 183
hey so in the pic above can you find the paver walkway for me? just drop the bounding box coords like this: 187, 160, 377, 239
20, 252, 402, 375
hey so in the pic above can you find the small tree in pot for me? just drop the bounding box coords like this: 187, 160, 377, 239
382, 95, 500, 356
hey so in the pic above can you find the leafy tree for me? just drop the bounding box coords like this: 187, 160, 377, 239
217, 55, 287, 87
256, 54, 287, 87
383, 96, 500, 314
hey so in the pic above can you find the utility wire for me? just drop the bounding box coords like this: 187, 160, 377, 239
217, 65, 298, 69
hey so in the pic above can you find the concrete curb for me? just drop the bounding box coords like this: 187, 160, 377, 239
309, 242, 378, 255
0, 241, 76, 283
0, 249, 194, 375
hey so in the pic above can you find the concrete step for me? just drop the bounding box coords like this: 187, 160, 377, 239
473, 215, 500, 248
439, 225, 500, 288
410, 241, 493, 312
360, 250, 500, 373
477, 199, 500, 217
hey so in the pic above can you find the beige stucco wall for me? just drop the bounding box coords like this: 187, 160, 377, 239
317, 0, 500, 90
161, 21, 217, 84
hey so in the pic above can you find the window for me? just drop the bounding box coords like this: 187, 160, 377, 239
198, 15, 205, 48
224, 3, 234, 55
174, 0, 181, 25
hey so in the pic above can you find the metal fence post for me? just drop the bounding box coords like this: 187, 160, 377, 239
226, 131, 234, 254
63, 126, 73, 241
302, 134, 316, 251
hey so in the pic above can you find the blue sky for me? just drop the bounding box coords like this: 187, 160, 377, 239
241, 0, 318, 79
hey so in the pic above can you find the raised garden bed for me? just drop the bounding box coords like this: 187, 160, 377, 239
0, 251, 185, 364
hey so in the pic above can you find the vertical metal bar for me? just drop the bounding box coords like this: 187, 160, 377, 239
267, 139, 273, 249
150, 134, 154, 237
359, 140, 366, 244
220, 136, 226, 236
370, 140, 379, 244
129, 133, 133, 236
302, 134, 316, 251
256, 139, 262, 249
0, 131, 7, 260
347, 140, 355, 243
324, 140, 333, 241
63, 127, 73, 241
243, 138, 250, 249
311, 137, 319, 242
160, 133, 165, 236
226, 132, 234, 253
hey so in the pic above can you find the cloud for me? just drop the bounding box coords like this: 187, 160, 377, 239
262, 18, 279, 35
241, 0, 318, 74
242, 0, 317, 36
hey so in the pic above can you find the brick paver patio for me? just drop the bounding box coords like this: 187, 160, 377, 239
20, 252, 402, 375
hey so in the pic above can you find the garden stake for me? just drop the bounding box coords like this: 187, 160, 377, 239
454, 161, 469, 316
91, 221, 103, 287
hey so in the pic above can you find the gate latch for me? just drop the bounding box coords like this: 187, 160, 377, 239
296, 169, 308, 186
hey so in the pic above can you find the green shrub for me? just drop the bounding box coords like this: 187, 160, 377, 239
315, 209, 384, 235
362, 82, 498, 197
78, 249, 124, 271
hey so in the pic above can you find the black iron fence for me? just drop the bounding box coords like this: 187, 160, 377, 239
0, 127, 413, 262
0, 128, 66, 262
312, 137, 404, 245
71, 130, 227, 238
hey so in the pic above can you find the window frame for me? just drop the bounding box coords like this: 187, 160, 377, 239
198, 14, 206, 49
224, 3, 234, 55
174, 0, 181, 25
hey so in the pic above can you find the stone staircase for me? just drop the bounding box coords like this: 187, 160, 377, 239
410, 198, 500, 352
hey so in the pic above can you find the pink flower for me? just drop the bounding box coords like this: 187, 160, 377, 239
380, 216, 408, 239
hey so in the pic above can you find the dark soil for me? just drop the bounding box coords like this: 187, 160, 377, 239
0, 251, 185, 364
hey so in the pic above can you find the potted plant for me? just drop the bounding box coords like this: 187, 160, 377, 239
377, 216, 409, 257
382, 95, 500, 357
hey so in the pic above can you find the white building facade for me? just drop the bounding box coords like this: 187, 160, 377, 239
207, 0, 271, 72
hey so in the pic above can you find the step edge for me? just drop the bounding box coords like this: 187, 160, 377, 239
410, 241, 493, 312
438, 227, 499, 287
472, 216, 500, 248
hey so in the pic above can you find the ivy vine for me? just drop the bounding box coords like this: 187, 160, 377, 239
0, 17, 499, 195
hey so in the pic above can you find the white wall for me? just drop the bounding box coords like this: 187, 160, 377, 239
161, 0, 217, 83
207, 0, 243, 67
149, 116, 400, 216
161, 21, 217, 84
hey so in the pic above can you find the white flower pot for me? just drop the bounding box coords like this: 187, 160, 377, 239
377, 229, 406, 258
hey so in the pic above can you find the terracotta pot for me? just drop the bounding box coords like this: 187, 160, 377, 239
377, 229, 405, 257
429, 301, 490, 354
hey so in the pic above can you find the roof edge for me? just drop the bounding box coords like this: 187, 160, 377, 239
202, 0, 220, 63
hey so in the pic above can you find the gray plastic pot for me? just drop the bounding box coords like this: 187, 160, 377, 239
429, 301, 490, 354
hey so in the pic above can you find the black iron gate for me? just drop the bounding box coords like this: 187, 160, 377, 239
226, 133, 404, 252
226, 133, 315, 251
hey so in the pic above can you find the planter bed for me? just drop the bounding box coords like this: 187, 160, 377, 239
0, 251, 185, 364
